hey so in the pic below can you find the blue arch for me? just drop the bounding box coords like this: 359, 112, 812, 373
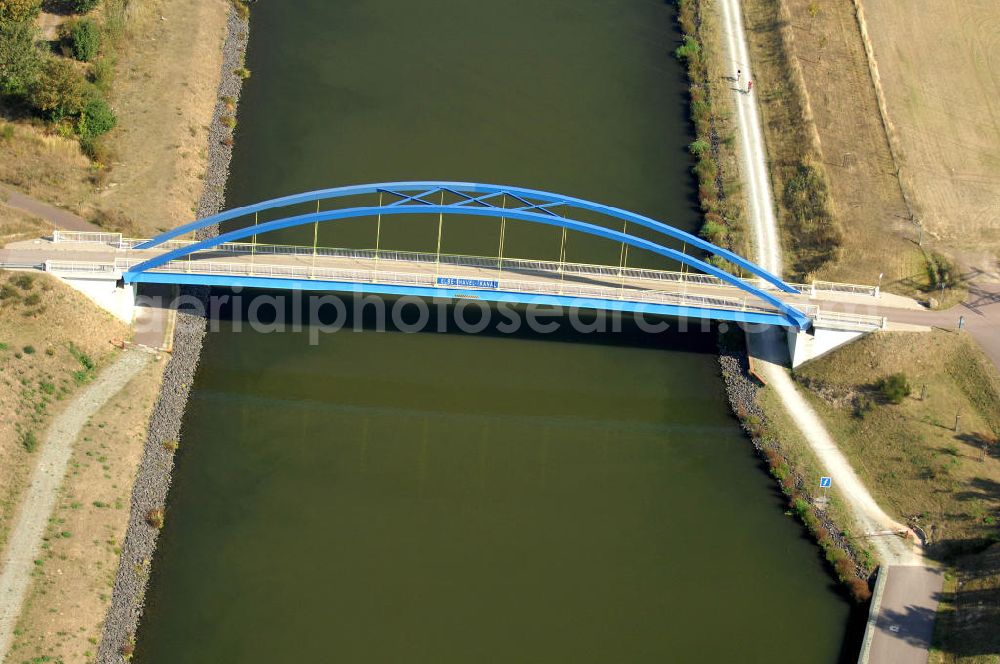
137, 182, 795, 293
126, 184, 811, 330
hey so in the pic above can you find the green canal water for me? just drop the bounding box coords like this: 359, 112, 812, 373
134, 0, 855, 661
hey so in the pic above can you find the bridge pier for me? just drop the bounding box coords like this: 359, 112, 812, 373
787, 325, 869, 368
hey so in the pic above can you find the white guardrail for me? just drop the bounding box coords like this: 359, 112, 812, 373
52, 230, 124, 246
42, 256, 886, 329
44, 260, 119, 274
52, 231, 881, 299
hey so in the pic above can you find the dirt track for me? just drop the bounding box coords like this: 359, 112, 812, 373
0, 350, 149, 662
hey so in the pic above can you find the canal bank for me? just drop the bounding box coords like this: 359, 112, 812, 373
96, 6, 250, 661
109, 1, 855, 661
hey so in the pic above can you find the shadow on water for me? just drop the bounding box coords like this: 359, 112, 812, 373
200, 285, 723, 353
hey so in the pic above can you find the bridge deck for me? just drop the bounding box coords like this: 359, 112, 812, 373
1, 234, 888, 331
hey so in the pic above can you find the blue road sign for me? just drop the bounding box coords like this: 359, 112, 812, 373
819, 476, 832, 488
436, 277, 499, 289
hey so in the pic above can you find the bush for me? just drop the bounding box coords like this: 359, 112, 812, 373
689, 138, 710, 156
21, 430, 37, 452
66, 0, 99, 13
791, 497, 810, 519
877, 373, 911, 404
0, 0, 40, 24
22, 344, 34, 354
230, 0, 249, 19
80, 134, 113, 164
234, 66, 251, 79
90, 56, 113, 92
699, 219, 727, 245
846, 577, 872, 603
674, 34, 700, 61
834, 557, 855, 579
10, 273, 34, 289
853, 395, 874, 419
67, 17, 100, 61
77, 95, 116, 138
923, 251, 959, 291
145, 508, 165, 529
30, 57, 87, 120
0, 17, 41, 96
24, 292, 40, 305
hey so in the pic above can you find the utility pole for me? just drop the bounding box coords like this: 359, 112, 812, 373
920, 384, 927, 401
954, 410, 961, 433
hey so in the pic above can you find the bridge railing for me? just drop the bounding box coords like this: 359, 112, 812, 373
52, 230, 124, 246
813, 310, 886, 331
128, 240, 744, 289
812, 280, 880, 298
117, 257, 779, 315
51, 233, 884, 299
45, 260, 120, 274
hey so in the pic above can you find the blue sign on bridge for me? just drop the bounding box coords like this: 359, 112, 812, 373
436, 277, 499, 289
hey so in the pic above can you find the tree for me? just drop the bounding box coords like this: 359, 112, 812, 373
0, 18, 40, 96
0, 0, 41, 26
29, 57, 86, 120
67, 17, 99, 61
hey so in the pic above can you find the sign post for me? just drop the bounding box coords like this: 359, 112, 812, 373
819, 476, 832, 505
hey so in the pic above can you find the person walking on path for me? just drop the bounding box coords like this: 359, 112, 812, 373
736, 69, 742, 86
746, 79, 753, 94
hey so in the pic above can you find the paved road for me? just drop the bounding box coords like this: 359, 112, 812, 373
866, 566, 944, 664
823, 281, 1000, 371
0, 185, 99, 233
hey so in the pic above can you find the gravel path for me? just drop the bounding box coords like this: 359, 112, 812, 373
716, 0, 919, 567
0, 350, 150, 662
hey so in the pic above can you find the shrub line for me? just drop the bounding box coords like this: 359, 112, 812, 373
719, 334, 874, 603
674, 0, 746, 271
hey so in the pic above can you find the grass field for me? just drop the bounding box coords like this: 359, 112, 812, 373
793, 331, 1000, 661
860, 0, 1000, 281
740, 0, 979, 303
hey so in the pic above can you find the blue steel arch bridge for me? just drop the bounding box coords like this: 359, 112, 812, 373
33, 182, 886, 336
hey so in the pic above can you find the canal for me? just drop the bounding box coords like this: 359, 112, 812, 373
135, 0, 854, 661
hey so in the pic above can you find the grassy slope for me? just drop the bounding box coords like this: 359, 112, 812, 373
0, 203, 52, 248
7, 358, 165, 664
794, 331, 1000, 661
0, 271, 128, 557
